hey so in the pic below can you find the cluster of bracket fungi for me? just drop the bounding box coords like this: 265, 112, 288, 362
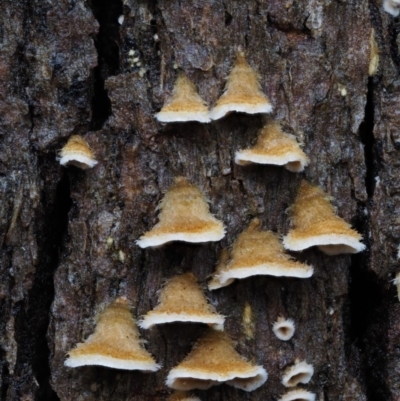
58, 52, 365, 401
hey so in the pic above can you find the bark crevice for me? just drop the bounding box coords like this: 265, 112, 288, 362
359, 78, 376, 199
347, 71, 389, 400
11, 166, 71, 401
89, 0, 123, 130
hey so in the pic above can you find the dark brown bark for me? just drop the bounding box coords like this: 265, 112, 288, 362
1, 0, 398, 400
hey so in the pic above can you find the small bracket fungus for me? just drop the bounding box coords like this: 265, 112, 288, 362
209, 52, 272, 120
393, 272, 400, 301
139, 273, 225, 330
279, 389, 316, 401
65, 297, 160, 371
166, 329, 267, 392
59, 135, 98, 170
235, 122, 309, 172
283, 180, 365, 255
383, 0, 400, 16
208, 219, 313, 290
136, 177, 225, 248
167, 391, 201, 401
208, 248, 233, 290
282, 360, 314, 387
155, 73, 211, 123
272, 317, 295, 341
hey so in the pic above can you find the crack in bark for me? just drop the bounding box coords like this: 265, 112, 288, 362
347, 62, 390, 400
360, 78, 376, 199
10, 162, 71, 401
89, 0, 123, 131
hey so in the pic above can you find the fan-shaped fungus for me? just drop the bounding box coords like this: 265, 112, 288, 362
140, 273, 225, 330
235, 122, 309, 172
279, 389, 316, 401
155, 73, 211, 123
59, 135, 97, 170
272, 317, 295, 341
166, 329, 267, 392
65, 297, 160, 371
283, 180, 365, 255
208, 219, 313, 289
137, 177, 225, 248
209, 52, 272, 120
282, 360, 314, 387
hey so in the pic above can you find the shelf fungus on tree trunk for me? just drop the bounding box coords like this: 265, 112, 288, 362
208, 248, 232, 290
209, 52, 272, 120
139, 273, 225, 330
235, 122, 309, 172
64, 297, 160, 371
281, 360, 314, 387
283, 180, 365, 255
279, 389, 316, 401
383, 0, 400, 16
167, 391, 201, 401
166, 329, 267, 392
272, 317, 296, 341
155, 73, 211, 123
136, 177, 225, 248
208, 219, 313, 290
58, 135, 98, 170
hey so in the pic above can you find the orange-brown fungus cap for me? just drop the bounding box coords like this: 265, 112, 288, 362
137, 177, 225, 248
65, 297, 160, 371
166, 329, 267, 391
155, 73, 210, 123
209, 52, 272, 120
59, 135, 97, 169
209, 219, 313, 289
283, 180, 365, 255
140, 273, 225, 329
235, 122, 309, 172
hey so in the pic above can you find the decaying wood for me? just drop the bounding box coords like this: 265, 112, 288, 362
1, 0, 399, 400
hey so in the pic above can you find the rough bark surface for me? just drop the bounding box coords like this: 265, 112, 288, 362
0, 0, 398, 400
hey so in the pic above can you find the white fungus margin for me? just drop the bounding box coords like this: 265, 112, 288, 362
278, 389, 316, 401
272, 317, 295, 341
281, 360, 314, 387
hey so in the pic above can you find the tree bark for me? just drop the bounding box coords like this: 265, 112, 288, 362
1, 0, 397, 400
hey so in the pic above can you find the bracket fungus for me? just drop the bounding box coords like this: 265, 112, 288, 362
166, 329, 267, 392
167, 391, 201, 401
282, 360, 314, 387
59, 135, 98, 169
136, 177, 225, 248
272, 317, 295, 341
155, 73, 211, 123
279, 389, 316, 401
208, 219, 313, 290
208, 248, 232, 290
139, 273, 225, 330
64, 297, 160, 371
209, 52, 272, 120
283, 181, 365, 255
235, 122, 309, 172
383, 0, 400, 16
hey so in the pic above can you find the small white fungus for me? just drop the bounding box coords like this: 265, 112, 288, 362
272, 317, 295, 341
281, 360, 314, 387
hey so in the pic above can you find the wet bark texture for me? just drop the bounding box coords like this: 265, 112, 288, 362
0, 0, 398, 400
